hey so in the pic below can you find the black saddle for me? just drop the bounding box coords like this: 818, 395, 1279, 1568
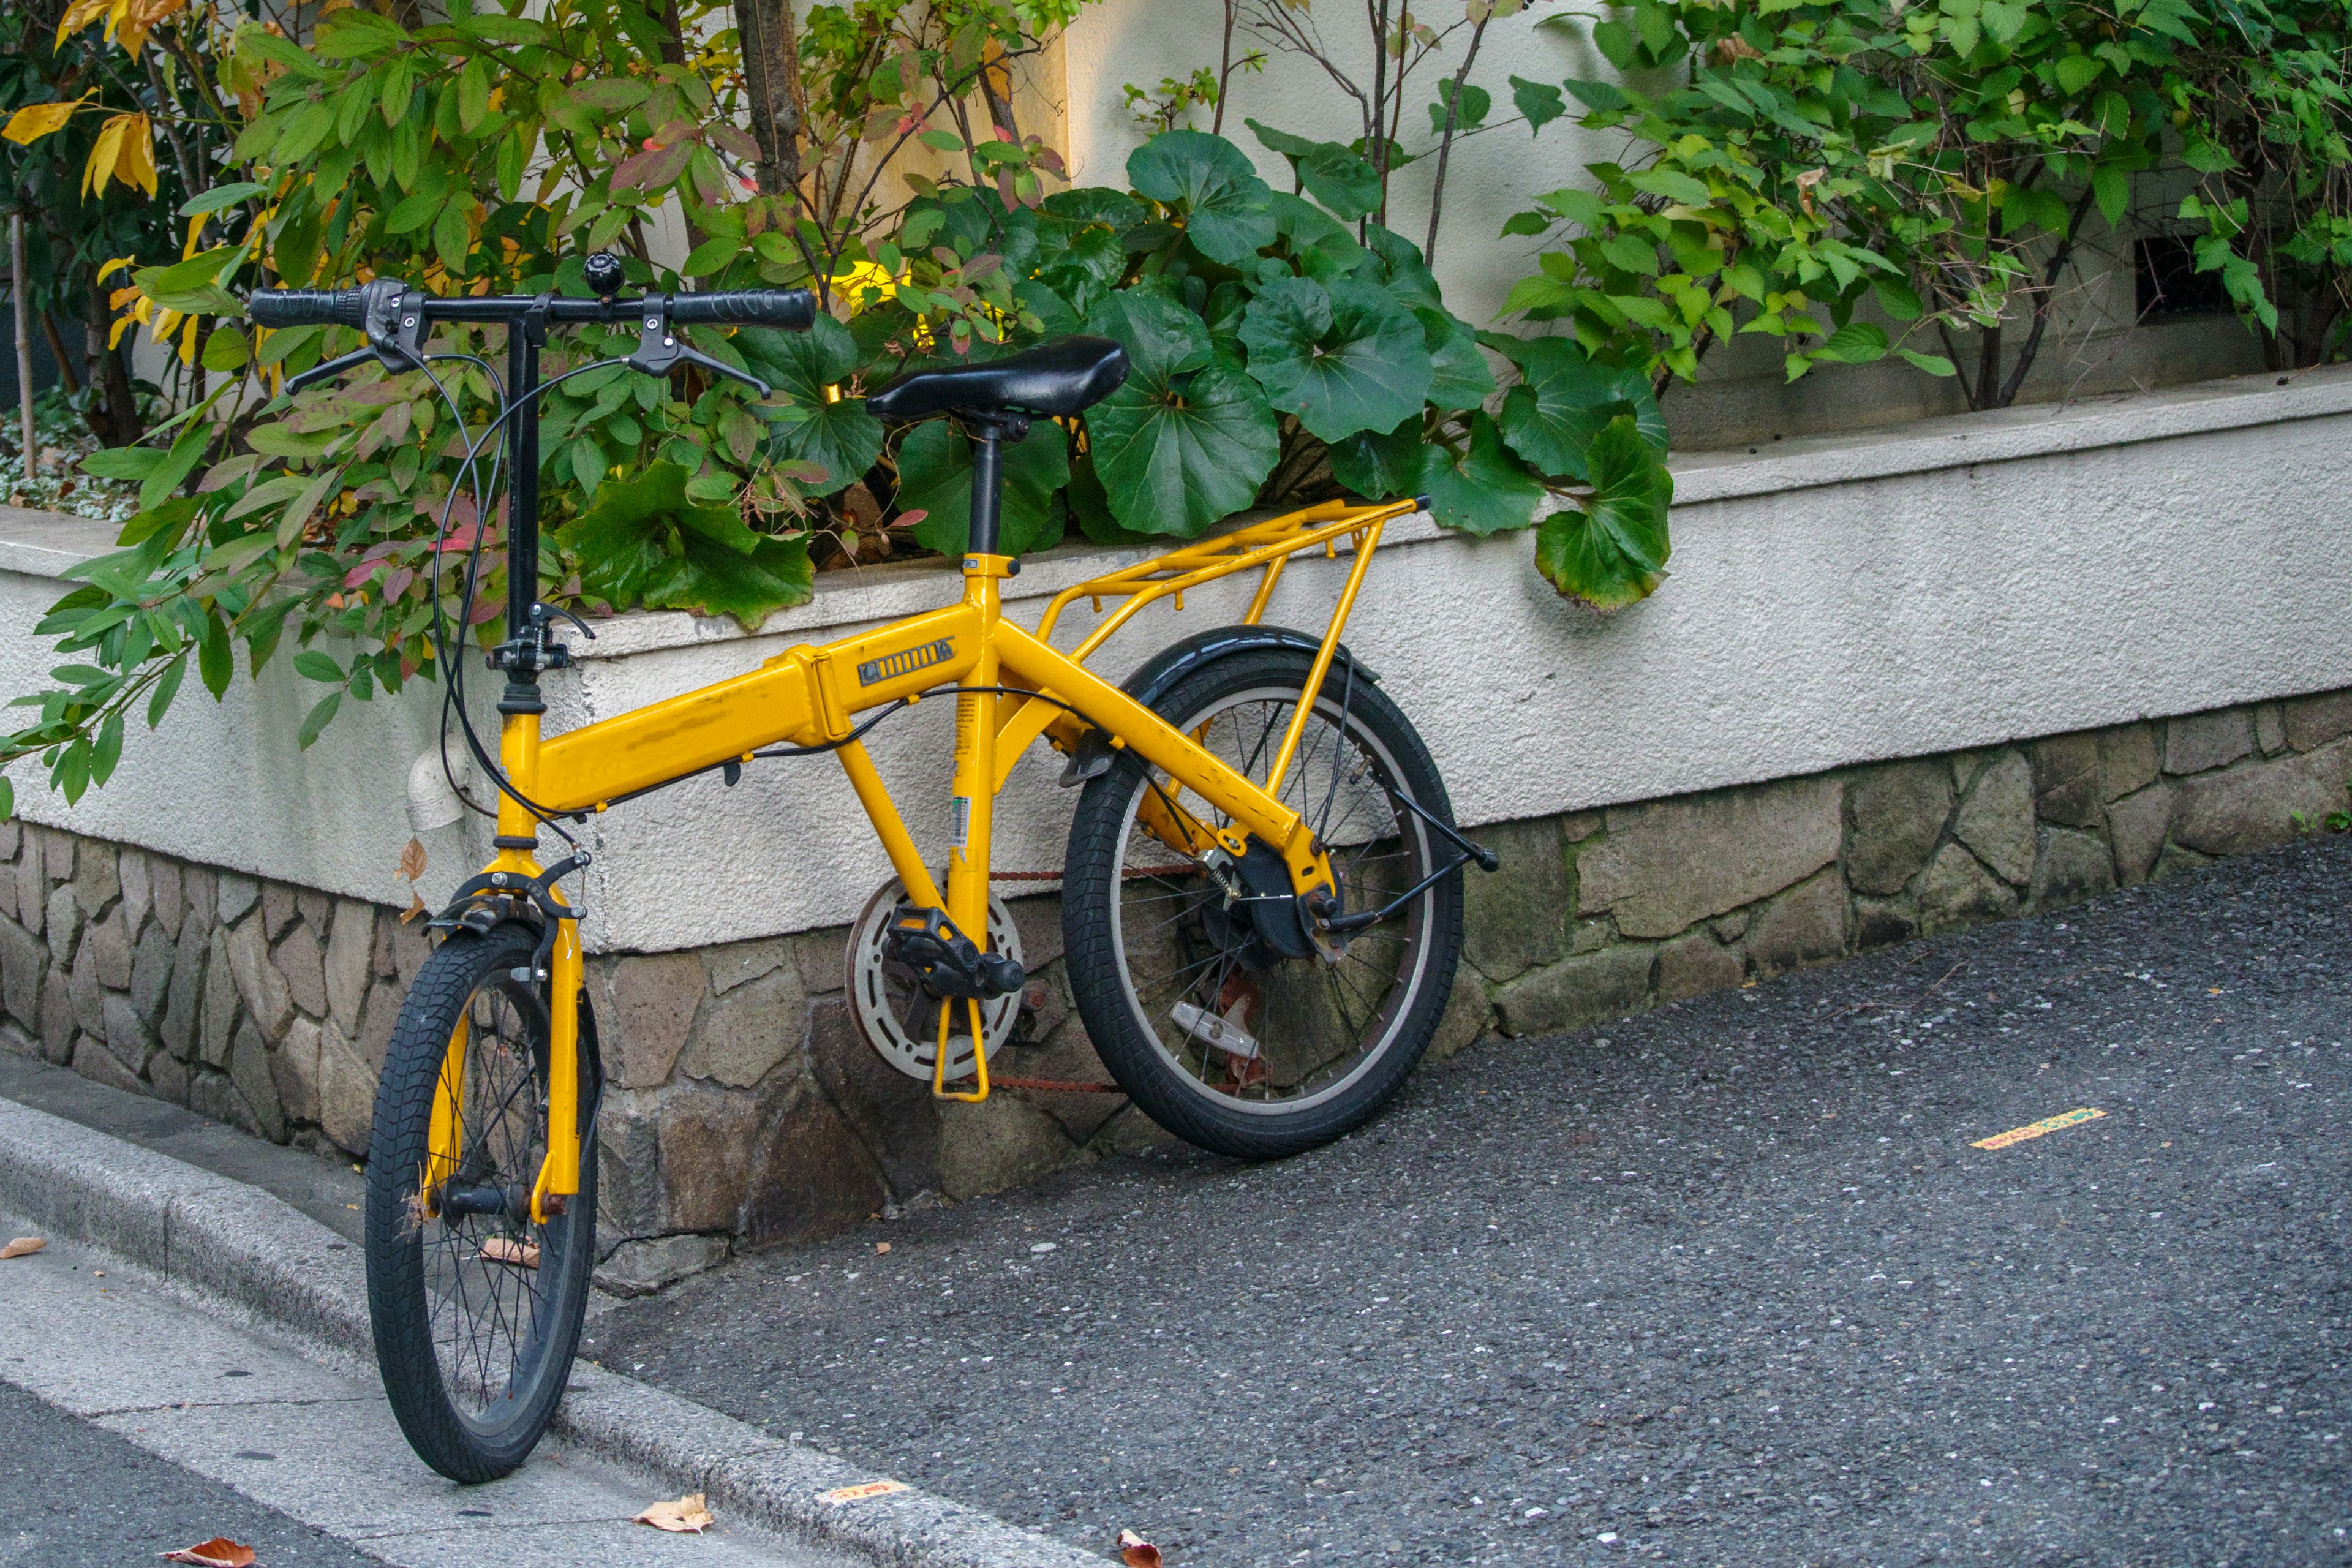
865, 336, 1127, 422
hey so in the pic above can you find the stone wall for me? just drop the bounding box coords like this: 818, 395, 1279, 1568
5, 686, 2348, 1294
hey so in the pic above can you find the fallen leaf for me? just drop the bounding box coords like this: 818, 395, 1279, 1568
398, 836, 428, 883
398, 891, 428, 924
635, 1494, 714, 1533
1119, 1528, 1162, 1566
478, 1237, 541, 1269
875, 1242, 891, 1254
1, 1236, 44, 1259
162, 1539, 256, 1567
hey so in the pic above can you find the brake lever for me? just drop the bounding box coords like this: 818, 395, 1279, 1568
284, 280, 428, 394
285, 348, 377, 394
625, 294, 772, 397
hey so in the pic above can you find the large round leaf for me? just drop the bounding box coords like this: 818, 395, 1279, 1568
895, 420, 1071, 557
1494, 335, 1666, 482
1534, 414, 1673, 609
1415, 412, 1544, 536
1087, 361, 1279, 538
1327, 413, 1422, 502
1126, 129, 1276, 266
1238, 276, 1431, 444
1083, 287, 1212, 383
1415, 306, 1494, 413
739, 314, 884, 496
1268, 191, 1365, 284
1246, 119, 1381, 222
554, 459, 814, 628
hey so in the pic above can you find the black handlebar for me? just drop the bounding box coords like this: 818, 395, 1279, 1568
247, 288, 369, 328
244, 285, 816, 332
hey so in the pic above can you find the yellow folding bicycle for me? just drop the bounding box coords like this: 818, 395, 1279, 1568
249, 262, 1490, 1480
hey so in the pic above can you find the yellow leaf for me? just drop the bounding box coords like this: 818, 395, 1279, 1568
118, 0, 190, 55
54, 0, 110, 47
96, 254, 136, 285
2, 96, 90, 145
184, 211, 205, 257
634, 1495, 714, 1534
116, 113, 157, 196
83, 115, 127, 198
179, 314, 198, 367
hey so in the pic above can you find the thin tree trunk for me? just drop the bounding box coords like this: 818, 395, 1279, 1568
89, 276, 139, 448
39, 311, 81, 396
12, 216, 35, 477
736, 0, 806, 205
1212, 0, 1237, 135
1368, 0, 1391, 222
1423, 14, 1488, 264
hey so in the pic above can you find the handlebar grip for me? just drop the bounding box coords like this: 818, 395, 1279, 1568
246, 289, 369, 328
667, 289, 816, 330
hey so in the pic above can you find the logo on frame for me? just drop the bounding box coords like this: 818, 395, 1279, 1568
857, 638, 954, 687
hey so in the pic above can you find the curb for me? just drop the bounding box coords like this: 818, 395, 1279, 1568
0, 1093, 1104, 1568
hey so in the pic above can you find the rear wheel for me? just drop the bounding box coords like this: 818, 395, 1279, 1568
1061, 646, 1464, 1159
363, 924, 597, 1482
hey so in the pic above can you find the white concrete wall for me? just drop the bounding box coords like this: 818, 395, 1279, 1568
5, 364, 2350, 952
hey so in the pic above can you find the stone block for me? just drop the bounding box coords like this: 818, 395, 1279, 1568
1460, 816, 1569, 983
160, 929, 206, 1058
741, 1080, 895, 1246
594, 1234, 731, 1298
38, 968, 74, 1063
2029, 732, 2103, 829
1098, 1104, 1177, 1155
1656, 932, 1743, 1006
217, 870, 259, 926
1573, 918, 1613, 953
2283, 690, 2352, 753
148, 1049, 189, 1107
368, 911, 397, 978
933, 1092, 1069, 1205
2169, 743, 2348, 858
228, 1018, 284, 1141
2152, 843, 2211, 880
119, 850, 151, 938
1559, 809, 1604, 842
1845, 758, 1951, 896
1917, 843, 2019, 935
656, 1080, 764, 1234
0, 853, 14, 922
294, 888, 333, 937
43, 885, 81, 969
388, 918, 430, 991
2032, 827, 2116, 912
86, 907, 132, 990
2164, 708, 2252, 775
274, 1016, 323, 1125
791, 928, 848, 995
274, 921, 326, 1019
225, 917, 294, 1041
189, 1069, 240, 1127
1006, 1012, 1122, 1144
317, 1021, 375, 1155
1425, 968, 1493, 1061
182, 865, 216, 936
2094, 723, 2158, 801
70, 1033, 141, 1096
601, 950, 706, 1089
355, 977, 399, 1071
151, 857, 183, 941
2106, 783, 2173, 886
2255, 704, 2286, 756
1852, 898, 1917, 950
69, 935, 107, 1038
1493, 944, 1654, 1038
1747, 872, 1848, 978
129, 925, 172, 1027
593, 1089, 666, 1240
0, 914, 44, 1030
679, 968, 807, 1089
703, 936, 790, 997
261, 884, 298, 944
200, 929, 239, 1067
0, 819, 16, 863
806, 997, 939, 1197
11, 835, 39, 940
324, 900, 374, 1035
1953, 752, 2035, 886
72, 840, 118, 918
102, 992, 154, 1076
1006, 895, 1063, 973
1578, 774, 1842, 939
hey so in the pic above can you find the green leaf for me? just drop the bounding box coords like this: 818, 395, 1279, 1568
2054, 53, 2106, 95
555, 460, 813, 626
293, 650, 345, 684
178, 181, 270, 217
197, 609, 233, 698
1872, 277, 1924, 321
1535, 414, 1673, 609
682, 233, 741, 277
740, 315, 883, 494
2092, 163, 2130, 228
1083, 288, 1212, 384
1812, 322, 1889, 364
1126, 130, 1276, 266
80, 447, 166, 481
140, 421, 211, 513
1417, 307, 1495, 413
458, 57, 492, 134
1494, 336, 1664, 481
1510, 76, 1567, 135
1087, 360, 1279, 538
1327, 415, 1423, 502
146, 652, 187, 729
433, 205, 472, 274
91, 711, 124, 787
0, 777, 16, 823
1898, 348, 1959, 377
297, 690, 342, 749
895, 421, 1071, 556
1238, 276, 1432, 443
1428, 81, 1491, 137
655, 532, 815, 628
1417, 413, 1544, 536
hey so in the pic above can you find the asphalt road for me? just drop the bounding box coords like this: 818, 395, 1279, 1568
592, 836, 2352, 1567
0, 1377, 378, 1568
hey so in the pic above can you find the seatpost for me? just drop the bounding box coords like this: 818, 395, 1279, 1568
965, 417, 1004, 558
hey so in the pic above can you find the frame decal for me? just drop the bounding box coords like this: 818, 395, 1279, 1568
859, 638, 955, 687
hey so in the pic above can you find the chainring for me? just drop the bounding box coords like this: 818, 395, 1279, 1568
845, 878, 1023, 1084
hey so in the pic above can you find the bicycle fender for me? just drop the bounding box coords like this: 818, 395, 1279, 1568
1120, 624, 1380, 713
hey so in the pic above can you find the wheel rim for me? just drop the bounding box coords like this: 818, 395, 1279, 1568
413, 975, 570, 1435
1106, 681, 1441, 1116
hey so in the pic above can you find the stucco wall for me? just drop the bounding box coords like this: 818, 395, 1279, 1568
4, 364, 2351, 955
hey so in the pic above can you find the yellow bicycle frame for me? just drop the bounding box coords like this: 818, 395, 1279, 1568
443, 496, 1414, 1222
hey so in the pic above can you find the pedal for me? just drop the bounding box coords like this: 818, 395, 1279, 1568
884, 908, 1027, 1000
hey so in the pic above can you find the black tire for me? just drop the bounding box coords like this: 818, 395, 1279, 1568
1062, 645, 1464, 1159
363, 924, 597, 1482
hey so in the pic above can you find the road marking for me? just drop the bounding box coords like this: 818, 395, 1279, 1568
1972, 1107, 2105, 1150
822, 1480, 908, 1504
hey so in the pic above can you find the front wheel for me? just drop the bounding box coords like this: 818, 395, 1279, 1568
1061, 645, 1465, 1159
363, 924, 597, 1482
